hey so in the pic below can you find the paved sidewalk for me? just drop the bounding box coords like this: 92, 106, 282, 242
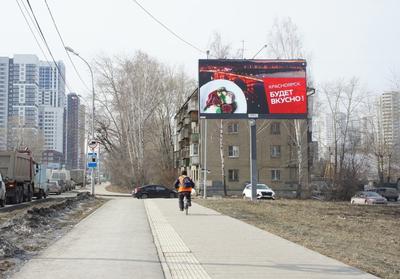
145, 199, 378, 279
12, 199, 164, 279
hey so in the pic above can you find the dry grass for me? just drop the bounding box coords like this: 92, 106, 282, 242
196, 198, 400, 279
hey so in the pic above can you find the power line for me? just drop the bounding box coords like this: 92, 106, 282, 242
15, 0, 50, 64
130, 0, 207, 56
25, 0, 74, 93
44, 0, 92, 93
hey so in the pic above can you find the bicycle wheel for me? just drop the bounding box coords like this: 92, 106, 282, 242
184, 196, 188, 215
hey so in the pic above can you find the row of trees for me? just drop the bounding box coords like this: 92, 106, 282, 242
91, 17, 400, 199
93, 52, 194, 187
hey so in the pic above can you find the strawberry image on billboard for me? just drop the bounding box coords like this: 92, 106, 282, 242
264, 77, 307, 114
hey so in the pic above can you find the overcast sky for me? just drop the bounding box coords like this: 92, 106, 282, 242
1, 0, 399, 100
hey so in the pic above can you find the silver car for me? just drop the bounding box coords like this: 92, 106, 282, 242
351, 191, 387, 205
47, 181, 62, 195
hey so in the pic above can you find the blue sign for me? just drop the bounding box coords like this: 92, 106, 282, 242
88, 152, 97, 156
88, 162, 97, 168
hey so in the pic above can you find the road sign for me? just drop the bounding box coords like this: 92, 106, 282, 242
88, 162, 97, 168
87, 152, 97, 156
88, 140, 98, 149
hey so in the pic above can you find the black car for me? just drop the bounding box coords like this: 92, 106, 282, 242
133, 185, 177, 199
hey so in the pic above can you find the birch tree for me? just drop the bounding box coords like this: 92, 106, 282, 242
207, 32, 240, 195
319, 78, 366, 199
267, 17, 312, 197
94, 52, 193, 187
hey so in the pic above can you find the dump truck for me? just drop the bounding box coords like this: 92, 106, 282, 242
0, 150, 37, 204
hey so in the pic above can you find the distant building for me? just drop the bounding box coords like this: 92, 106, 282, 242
78, 104, 86, 169
314, 112, 346, 159
38, 106, 64, 153
378, 91, 400, 149
0, 55, 66, 156
6, 54, 40, 150
66, 93, 80, 169
0, 57, 10, 150
42, 149, 64, 169
38, 61, 65, 153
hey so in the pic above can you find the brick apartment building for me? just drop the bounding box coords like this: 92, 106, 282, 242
174, 89, 310, 197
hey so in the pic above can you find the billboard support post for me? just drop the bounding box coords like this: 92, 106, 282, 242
249, 119, 257, 201
203, 119, 207, 199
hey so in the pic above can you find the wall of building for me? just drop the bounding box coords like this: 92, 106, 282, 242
0, 57, 9, 150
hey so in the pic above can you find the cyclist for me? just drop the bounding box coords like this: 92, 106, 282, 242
174, 170, 195, 211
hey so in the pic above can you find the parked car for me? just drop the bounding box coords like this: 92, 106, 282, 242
133, 185, 177, 199
47, 181, 62, 195
371, 187, 399, 202
351, 191, 387, 205
242, 183, 276, 200
0, 172, 6, 207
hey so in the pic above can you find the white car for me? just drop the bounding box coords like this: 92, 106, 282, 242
243, 183, 275, 200
351, 191, 387, 205
0, 173, 6, 207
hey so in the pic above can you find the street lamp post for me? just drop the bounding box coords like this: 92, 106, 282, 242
65, 46, 96, 196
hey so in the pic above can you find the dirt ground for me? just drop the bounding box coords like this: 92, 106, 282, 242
0, 192, 106, 278
195, 198, 400, 279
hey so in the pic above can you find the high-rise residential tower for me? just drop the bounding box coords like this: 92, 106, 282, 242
38, 61, 65, 153
66, 93, 80, 169
0, 57, 10, 150
378, 91, 400, 149
7, 54, 40, 150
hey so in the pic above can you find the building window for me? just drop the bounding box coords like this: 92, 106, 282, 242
271, 169, 281, 181
228, 145, 239, 158
270, 122, 280, 135
227, 122, 239, 134
228, 169, 239, 181
190, 143, 199, 156
270, 145, 281, 158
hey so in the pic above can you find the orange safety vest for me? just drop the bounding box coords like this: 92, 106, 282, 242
177, 175, 193, 193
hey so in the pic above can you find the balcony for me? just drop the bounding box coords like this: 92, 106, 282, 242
188, 98, 197, 112
184, 117, 191, 125
181, 148, 190, 159
191, 155, 199, 165
182, 128, 189, 139
191, 133, 199, 143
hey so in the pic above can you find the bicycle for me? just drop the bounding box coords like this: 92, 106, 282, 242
183, 195, 189, 215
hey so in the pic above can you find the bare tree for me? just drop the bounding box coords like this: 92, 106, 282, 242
267, 17, 312, 198
319, 78, 366, 199
208, 32, 232, 59
268, 17, 305, 59
206, 32, 239, 195
94, 52, 193, 187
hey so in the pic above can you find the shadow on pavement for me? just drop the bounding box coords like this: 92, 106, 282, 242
202, 261, 369, 276
34, 257, 161, 264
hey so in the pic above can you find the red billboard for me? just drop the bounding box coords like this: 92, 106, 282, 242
199, 59, 307, 119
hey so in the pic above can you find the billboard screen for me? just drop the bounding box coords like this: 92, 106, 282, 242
199, 59, 307, 119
